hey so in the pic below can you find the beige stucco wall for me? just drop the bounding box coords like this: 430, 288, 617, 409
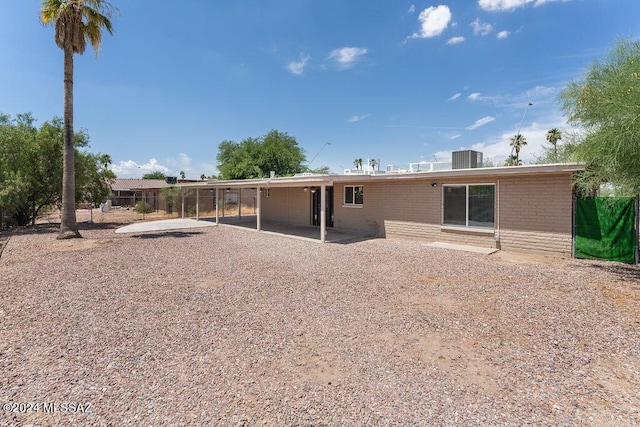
261, 187, 311, 226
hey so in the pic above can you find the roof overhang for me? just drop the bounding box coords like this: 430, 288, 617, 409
178, 163, 584, 190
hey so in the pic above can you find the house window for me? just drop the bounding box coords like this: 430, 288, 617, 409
344, 186, 363, 206
443, 184, 495, 228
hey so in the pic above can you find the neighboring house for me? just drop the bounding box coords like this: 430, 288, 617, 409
109, 179, 171, 211
183, 163, 583, 255
108, 178, 243, 215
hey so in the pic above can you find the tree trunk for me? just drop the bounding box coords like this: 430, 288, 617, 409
58, 48, 81, 239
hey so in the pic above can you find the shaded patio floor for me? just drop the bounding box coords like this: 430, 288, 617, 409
203, 215, 371, 244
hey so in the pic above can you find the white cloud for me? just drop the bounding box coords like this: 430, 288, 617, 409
328, 47, 369, 69
348, 114, 372, 123
478, 0, 569, 12
447, 36, 466, 45
496, 30, 509, 39
433, 120, 568, 167
409, 5, 452, 39
165, 153, 193, 176
287, 53, 310, 76
468, 92, 483, 101
450, 134, 462, 140
110, 153, 215, 180
471, 18, 493, 36
467, 116, 496, 130
111, 158, 172, 178
198, 162, 219, 178
525, 85, 556, 98
448, 93, 462, 101
408, 4, 416, 14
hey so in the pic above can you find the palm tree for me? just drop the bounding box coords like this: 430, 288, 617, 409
546, 128, 562, 163
509, 133, 527, 165
353, 158, 363, 170
40, 0, 117, 239
369, 158, 377, 172
504, 155, 521, 166
180, 170, 186, 179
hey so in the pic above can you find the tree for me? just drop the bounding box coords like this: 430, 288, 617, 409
0, 113, 114, 226
509, 134, 527, 165
482, 158, 496, 168
200, 174, 207, 181
75, 152, 115, 208
545, 128, 562, 163
179, 170, 186, 179
142, 171, 166, 180
560, 38, 640, 195
216, 130, 306, 180
369, 159, 377, 171
503, 155, 521, 166
534, 130, 578, 165
160, 186, 180, 214
40, 0, 117, 239
261, 130, 306, 176
304, 166, 331, 175
353, 158, 363, 170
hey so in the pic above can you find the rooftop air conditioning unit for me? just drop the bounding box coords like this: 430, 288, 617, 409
452, 150, 482, 169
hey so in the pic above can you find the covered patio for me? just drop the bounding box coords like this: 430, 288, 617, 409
178, 175, 346, 243
214, 215, 368, 243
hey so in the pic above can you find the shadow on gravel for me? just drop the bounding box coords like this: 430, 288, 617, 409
585, 262, 640, 282
0, 235, 10, 258
333, 236, 378, 245
131, 231, 204, 239
77, 222, 126, 231
3, 224, 58, 236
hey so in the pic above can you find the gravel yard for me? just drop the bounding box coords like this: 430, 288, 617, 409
1, 217, 639, 426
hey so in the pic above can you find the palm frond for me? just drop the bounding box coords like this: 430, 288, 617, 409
40, 0, 117, 56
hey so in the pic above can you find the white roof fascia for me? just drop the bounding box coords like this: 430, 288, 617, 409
178, 164, 583, 189
368, 163, 584, 181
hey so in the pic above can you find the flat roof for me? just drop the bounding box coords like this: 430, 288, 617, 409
179, 163, 583, 189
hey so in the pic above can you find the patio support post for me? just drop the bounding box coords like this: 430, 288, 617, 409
320, 184, 326, 243
256, 187, 261, 232
196, 188, 200, 220
181, 193, 185, 219
238, 189, 242, 218
215, 188, 219, 225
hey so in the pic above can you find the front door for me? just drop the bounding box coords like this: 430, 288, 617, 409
312, 187, 334, 227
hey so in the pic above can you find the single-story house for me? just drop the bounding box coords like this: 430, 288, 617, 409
108, 178, 255, 216
180, 163, 583, 255
109, 178, 172, 211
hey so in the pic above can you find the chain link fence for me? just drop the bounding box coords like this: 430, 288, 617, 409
107, 188, 257, 218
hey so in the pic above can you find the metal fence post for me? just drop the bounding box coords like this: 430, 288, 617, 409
572, 195, 577, 259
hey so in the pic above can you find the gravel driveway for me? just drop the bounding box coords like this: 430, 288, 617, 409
1, 221, 639, 426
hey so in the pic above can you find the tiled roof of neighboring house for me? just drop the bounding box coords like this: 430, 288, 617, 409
111, 179, 172, 191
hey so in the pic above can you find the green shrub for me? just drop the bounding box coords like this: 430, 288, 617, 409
135, 200, 153, 214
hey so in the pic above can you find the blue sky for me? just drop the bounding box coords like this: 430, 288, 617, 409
2, 0, 639, 178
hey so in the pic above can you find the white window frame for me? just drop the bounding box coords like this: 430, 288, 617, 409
442, 183, 495, 231
343, 185, 364, 207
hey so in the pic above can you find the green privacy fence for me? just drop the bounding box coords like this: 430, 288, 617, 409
574, 197, 639, 263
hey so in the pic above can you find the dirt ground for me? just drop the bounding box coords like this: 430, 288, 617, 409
43, 209, 573, 266
1, 213, 639, 425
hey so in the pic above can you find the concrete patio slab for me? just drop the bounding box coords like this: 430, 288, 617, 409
426, 241, 499, 255
115, 218, 217, 234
